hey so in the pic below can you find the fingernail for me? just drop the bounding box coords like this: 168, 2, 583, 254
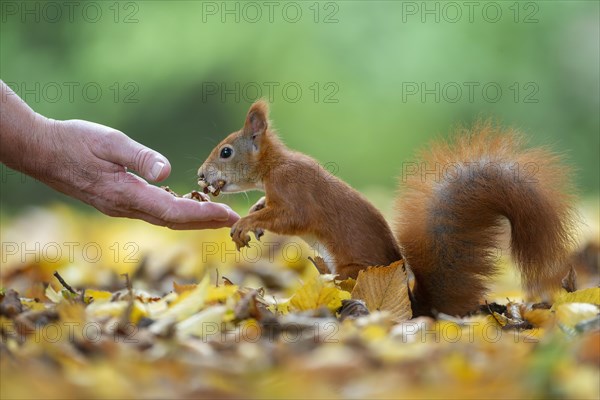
150, 162, 165, 181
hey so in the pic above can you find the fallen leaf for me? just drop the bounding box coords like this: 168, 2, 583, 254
338, 277, 357, 293
206, 284, 239, 304
290, 275, 351, 313
176, 305, 228, 339
351, 260, 412, 322
561, 266, 578, 293
173, 281, 197, 295
555, 303, 599, 335
523, 308, 555, 328
85, 289, 113, 303
44, 285, 64, 304
552, 287, 600, 309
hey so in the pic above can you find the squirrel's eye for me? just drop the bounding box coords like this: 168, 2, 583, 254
220, 146, 233, 159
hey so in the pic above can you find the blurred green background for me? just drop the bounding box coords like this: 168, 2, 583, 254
1, 0, 598, 215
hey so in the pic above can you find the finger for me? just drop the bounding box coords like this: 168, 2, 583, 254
105, 172, 239, 226
99, 130, 172, 182
167, 216, 239, 230
123, 209, 237, 230
130, 184, 240, 224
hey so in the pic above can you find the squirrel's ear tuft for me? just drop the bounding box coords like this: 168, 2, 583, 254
243, 99, 269, 137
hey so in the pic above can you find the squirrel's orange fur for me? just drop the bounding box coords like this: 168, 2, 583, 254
199, 100, 401, 279
395, 124, 577, 316
198, 101, 577, 317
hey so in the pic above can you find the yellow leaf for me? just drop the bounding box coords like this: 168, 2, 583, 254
20, 299, 45, 312
321, 286, 351, 311
176, 305, 228, 339
338, 277, 357, 293
361, 324, 388, 341
290, 275, 351, 312
552, 288, 600, 309
492, 312, 508, 327
268, 299, 290, 315
351, 260, 412, 322
86, 301, 128, 319
555, 303, 599, 333
157, 277, 210, 322
44, 285, 63, 304
86, 300, 148, 324
206, 285, 239, 303
443, 352, 480, 382
129, 301, 148, 324
85, 289, 112, 303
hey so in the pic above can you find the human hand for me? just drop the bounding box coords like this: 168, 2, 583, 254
19, 117, 239, 229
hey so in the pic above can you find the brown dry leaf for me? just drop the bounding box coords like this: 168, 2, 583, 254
308, 256, 330, 275
338, 277, 357, 293
173, 281, 198, 295
561, 266, 578, 293
523, 308, 555, 328
351, 260, 412, 322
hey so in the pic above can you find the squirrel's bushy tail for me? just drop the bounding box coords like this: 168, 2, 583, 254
395, 123, 578, 317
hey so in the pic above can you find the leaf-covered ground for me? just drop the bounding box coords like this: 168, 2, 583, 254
1, 205, 599, 399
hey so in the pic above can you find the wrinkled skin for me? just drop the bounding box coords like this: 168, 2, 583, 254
0, 81, 239, 229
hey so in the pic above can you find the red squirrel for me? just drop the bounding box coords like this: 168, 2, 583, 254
197, 100, 577, 317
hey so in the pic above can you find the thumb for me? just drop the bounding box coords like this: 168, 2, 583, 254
103, 130, 172, 182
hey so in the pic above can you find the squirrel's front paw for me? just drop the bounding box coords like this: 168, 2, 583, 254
230, 219, 259, 250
